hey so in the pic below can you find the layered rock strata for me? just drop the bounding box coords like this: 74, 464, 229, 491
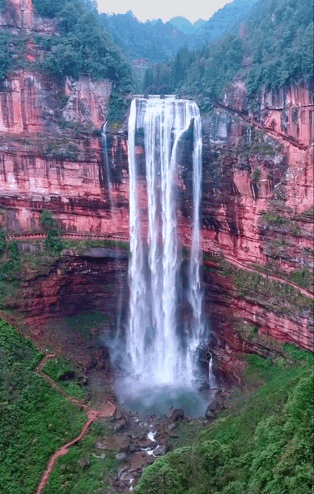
0, 0, 313, 375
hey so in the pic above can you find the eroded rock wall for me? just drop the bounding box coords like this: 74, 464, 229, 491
0, 0, 313, 378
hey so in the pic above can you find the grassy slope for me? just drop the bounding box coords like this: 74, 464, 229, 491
43, 357, 89, 401
44, 421, 119, 494
135, 347, 314, 494
0, 319, 86, 494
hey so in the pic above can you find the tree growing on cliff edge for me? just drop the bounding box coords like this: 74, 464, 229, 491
0, 33, 10, 82
143, 0, 313, 109
40, 209, 55, 231
0, 0, 7, 13
0, 230, 6, 256
40, 210, 64, 252
33, 0, 133, 88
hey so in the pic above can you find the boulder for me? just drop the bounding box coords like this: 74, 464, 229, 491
118, 436, 130, 453
146, 455, 155, 464
205, 406, 216, 420
153, 444, 166, 456
138, 437, 156, 449
170, 409, 185, 421
114, 418, 126, 432
116, 452, 127, 462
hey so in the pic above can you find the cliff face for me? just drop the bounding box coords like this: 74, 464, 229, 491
0, 3, 129, 235
199, 82, 313, 372
0, 71, 112, 134
0, 1, 313, 378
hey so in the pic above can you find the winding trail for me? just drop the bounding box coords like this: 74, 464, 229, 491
35, 354, 116, 494
205, 253, 314, 299
5, 231, 312, 298
6, 232, 129, 242
214, 101, 311, 151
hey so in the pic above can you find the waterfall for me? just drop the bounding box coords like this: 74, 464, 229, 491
127, 96, 207, 389
101, 121, 113, 209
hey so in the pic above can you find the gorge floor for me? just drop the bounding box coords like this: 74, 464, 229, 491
0, 311, 220, 493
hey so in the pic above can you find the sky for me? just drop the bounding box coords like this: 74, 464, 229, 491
97, 0, 234, 24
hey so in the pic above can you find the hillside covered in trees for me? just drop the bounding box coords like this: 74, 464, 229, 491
100, 0, 258, 64
0, 0, 133, 94
143, 0, 313, 111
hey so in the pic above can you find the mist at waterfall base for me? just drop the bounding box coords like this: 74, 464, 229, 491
107, 96, 215, 417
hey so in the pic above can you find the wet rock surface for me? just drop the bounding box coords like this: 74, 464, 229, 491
99, 402, 218, 492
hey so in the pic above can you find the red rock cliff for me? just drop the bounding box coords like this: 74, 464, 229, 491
0, 0, 313, 374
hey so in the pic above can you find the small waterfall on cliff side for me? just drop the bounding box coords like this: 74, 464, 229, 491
124, 96, 208, 400
101, 121, 113, 209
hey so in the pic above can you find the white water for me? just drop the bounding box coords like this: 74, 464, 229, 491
127, 96, 207, 390
101, 121, 113, 209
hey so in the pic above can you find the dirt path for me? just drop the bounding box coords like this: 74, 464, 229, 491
205, 254, 314, 299
35, 354, 116, 494
6, 232, 312, 298
214, 101, 311, 151
6, 232, 129, 242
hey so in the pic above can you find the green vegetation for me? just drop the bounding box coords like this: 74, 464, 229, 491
40, 209, 55, 231
101, 11, 195, 64
0, 32, 10, 82
63, 310, 109, 340
135, 349, 314, 494
44, 421, 119, 494
41, 142, 80, 161
45, 230, 64, 253
61, 238, 130, 253
0, 241, 22, 309
262, 212, 288, 225
33, 0, 133, 87
143, 0, 312, 107
0, 236, 128, 310
1, 0, 133, 122
0, 228, 6, 255
0, 319, 87, 494
261, 211, 303, 236
0, 0, 6, 12
290, 269, 313, 290
100, 0, 257, 64
252, 168, 261, 185
221, 260, 313, 315
43, 357, 88, 400
40, 210, 64, 253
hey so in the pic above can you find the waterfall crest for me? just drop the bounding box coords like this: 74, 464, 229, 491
127, 96, 206, 389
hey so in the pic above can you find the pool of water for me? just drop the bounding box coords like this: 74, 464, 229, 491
116, 380, 209, 418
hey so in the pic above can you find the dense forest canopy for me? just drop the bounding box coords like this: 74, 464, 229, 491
33, 0, 133, 91
100, 11, 195, 63
0, 0, 133, 122
143, 0, 313, 110
0, 0, 133, 88
100, 0, 258, 64
167, 16, 205, 34
196, 0, 258, 45
135, 350, 314, 494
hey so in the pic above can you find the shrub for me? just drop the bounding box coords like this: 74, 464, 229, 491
0, 319, 86, 494
0, 229, 6, 255
40, 209, 55, 231
8, 240, 19, 260
45, 230, 64, 253
0, 32, 10, 82
135, 351, 314, 494
0, 0, 6, 13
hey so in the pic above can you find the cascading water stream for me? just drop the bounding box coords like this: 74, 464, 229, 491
101, 121, 113, 210
126, 96, 209, 394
